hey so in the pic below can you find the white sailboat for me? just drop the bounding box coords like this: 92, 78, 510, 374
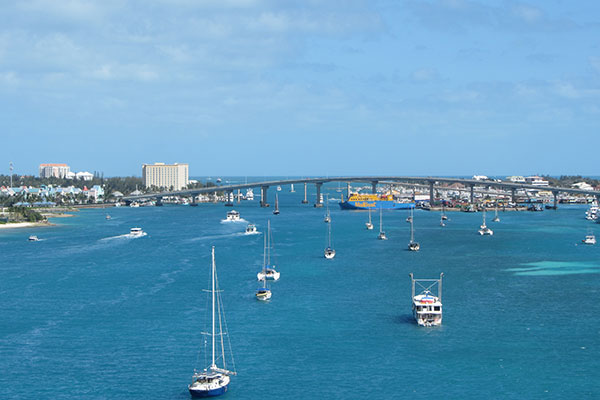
189, 247, 236, 397
478, 209, 494, 235
377, 208, 387, 240
324, 216, 336, 259
290, 184, 295, 193
256, 234, 273, 300
493, 205, 500, 222
441, 204, 448, 221
257, 220, 280, 281
365, 207, 374, 230
324, 194, 331, 223
273, 194, 280, 215
408, 207, 420, 251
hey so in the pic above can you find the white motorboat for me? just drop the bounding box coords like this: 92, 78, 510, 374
245, 224, 257, 234
129, 202, 140, 208
129, 227, 147, 237
377, 208, 387, 240
583, 234, 596, 245
365, 207, 373, 230
586, 200, 599, 220
105, 214, 111, 220
257, 221, 280, 281
28, 235, 39, 242
276, 185, 282, 191
226, 210, 241, 221
189, 247, 236, 397
410, 273, 443, 327
478, 210, 494, 235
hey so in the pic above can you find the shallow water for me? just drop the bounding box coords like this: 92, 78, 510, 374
1, 190, 599, 399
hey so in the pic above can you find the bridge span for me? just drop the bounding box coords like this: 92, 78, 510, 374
122, 176, 600, 208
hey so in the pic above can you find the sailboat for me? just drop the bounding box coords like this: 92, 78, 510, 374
408, 207, 420, 251
377, 208, 387, 240
188, 247, 236, 397
365, 207, 374, 230
290, 184, 295, 193
441, 204, 448, 221
478, 209, 494, 235
439, 214, 445, 227
273, 194, 280, 215
324, 194, 331, 223
324, 216, 336, 259
257, 221, 280, 281
256, 234, 273, 300
492, 205, 500, 222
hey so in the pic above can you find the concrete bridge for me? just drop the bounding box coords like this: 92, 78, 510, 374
122, 176, 600, 208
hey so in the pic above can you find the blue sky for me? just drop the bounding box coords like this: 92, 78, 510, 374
1, 0, 599, 177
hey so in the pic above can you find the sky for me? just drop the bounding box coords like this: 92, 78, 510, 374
1, 0, 599, 177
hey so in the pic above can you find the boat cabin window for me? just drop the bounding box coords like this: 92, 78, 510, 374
434, 306, 441, 311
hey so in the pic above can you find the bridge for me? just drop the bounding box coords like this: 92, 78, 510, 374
122, 176, 599, 208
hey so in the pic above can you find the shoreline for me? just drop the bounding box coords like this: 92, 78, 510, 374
0, 221, 56, 230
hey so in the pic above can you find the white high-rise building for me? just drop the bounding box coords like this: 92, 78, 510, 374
142, 163, 189, 190
39, 163, 70, 178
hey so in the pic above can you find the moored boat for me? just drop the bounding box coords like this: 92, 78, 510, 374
257, 221, 280, 281
409, 273, 443, 327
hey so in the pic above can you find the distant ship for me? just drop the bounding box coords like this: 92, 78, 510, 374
339, 193, 414, 210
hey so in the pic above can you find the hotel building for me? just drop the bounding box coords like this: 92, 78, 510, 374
142, 163, 189, 190
39, 163, 70, 179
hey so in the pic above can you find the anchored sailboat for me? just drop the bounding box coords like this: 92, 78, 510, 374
273, 194, 280, 215
377, 208, 387, 240
365, 207, 374, 230
324, 194, 331, 223
256, 234, 273, 300
189, 247, 236, 397
408, 207, 420, 251
257, 220, 280, 281
324, 216, 336, 259
478, 209, 494, 235
492, 205, 500, 222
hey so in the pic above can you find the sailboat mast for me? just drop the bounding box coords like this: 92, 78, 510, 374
410, 211, 414, 242
379, 208, 383, 233
368, 207, 372, 223
267, 220, 271, 265
211, 246, 216, 368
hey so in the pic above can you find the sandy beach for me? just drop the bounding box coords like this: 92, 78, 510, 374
0, 221, 55, 230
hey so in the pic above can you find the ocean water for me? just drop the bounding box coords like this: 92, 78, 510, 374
1, 187, 599, 399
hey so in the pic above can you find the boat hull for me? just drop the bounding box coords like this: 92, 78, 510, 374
339, 201, 414, 210
189, 384, 228, 397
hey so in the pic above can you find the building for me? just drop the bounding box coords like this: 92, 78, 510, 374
572, 182, 593, 191
39, 163, 70, 179
75, 171, 94, 181
525, 176, 549, 187
506, 176, 526, 183
142, 163, 189, 190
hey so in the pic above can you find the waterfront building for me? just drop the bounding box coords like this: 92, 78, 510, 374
506, 176, 526, 183
142, 163, 189, 190
39, 163, 70, 179
525, 176, 549, 187
572, 182, 594, 191
75, 171, 94, 181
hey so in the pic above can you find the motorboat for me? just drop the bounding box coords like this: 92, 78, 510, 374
245, 224, 257, 234
226, 210, 241, 221
129, 227, 146, 237
28, 235, 39, 242
105, 215, 111, 220
586, 201, 599, 220
583, 234, 596, 245
410, 273, 443, 327
189, 246, 236, 397
129, 202, 140, 208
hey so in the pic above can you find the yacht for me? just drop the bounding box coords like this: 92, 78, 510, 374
226, 210, 241, 221
586, 201, 599, 220
377, 208, 387, 240
257, 221, 280, 281
129, 202, 140, 208
245, 224, 257, 235
28, 235, 39, 242
409, 273, 443, 327
255, 280, 272, 301
478, 210, 494, 236
189, 247, 236, 397
129, 227, 147, 237
365, 207, 373, 230
583, 234, 596, 245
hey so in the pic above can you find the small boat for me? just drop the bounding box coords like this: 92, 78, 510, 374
105, 215, 111, 220
586, 200, 598, 220
290, 184, 295, 193
276, 185, 282, 191
216, 178, 222, 183
129, 227, 147, 237
245, 188, 254, 201
129, 202, 140, 208
226, 210, 241, 221
189, 247, 236, 397
409, 273, 443, 327
377, 208, 387, 240
365, 207, 374, 230
492, 206, 500, 222
478, 210, 493, 236
441, 205, 448, 221
28, 235, 39, 242
324, 217, 336, 259
582, 234, 596, 245
324, 194, 331, 223
257, 221, 280, 281
273, 194, 280, 215
408, 208, 420, 251
255, 279, 272, 301
245, 224, 257, 234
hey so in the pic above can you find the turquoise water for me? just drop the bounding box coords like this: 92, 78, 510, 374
1, 188, 599, 399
